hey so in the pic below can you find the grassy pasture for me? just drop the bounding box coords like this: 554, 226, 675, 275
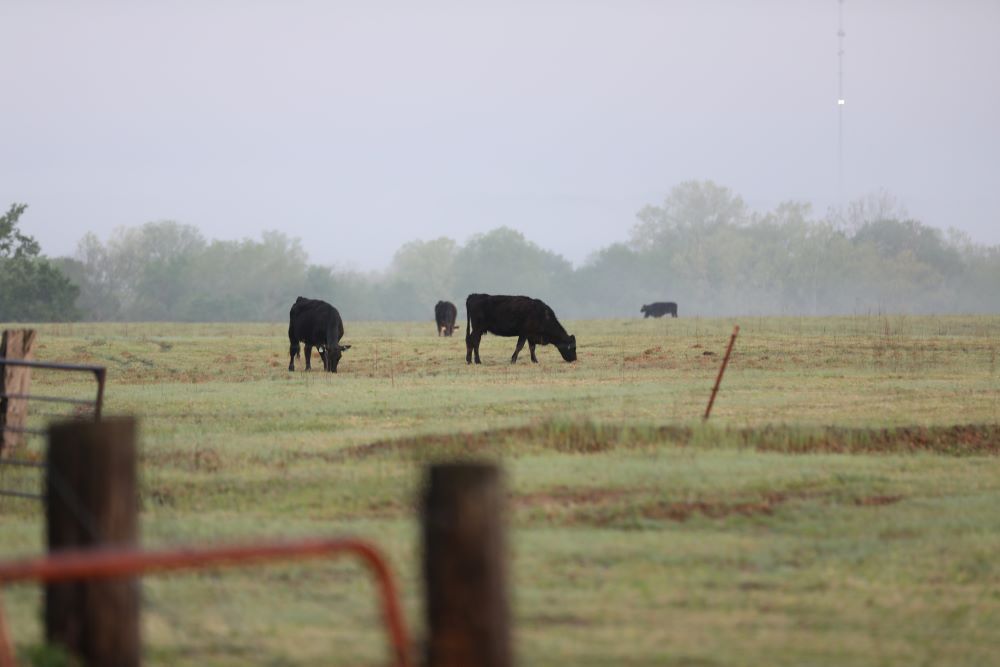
1, 315, 999, 666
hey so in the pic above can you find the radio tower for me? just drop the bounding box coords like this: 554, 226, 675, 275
837, 0, 846, 213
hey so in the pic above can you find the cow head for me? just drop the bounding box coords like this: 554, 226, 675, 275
556, 335, 577, 362
640, 305, 648, 314
324, 344, 351, 372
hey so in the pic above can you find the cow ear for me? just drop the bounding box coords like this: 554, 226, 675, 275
339, 344, 352, 351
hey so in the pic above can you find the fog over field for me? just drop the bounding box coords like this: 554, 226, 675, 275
2, 1, 998, 272
3, 6, 1000, 663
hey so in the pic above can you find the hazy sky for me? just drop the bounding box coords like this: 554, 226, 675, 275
3, 1, 998, 270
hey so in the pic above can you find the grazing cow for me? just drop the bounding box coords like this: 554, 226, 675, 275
465, 293, 577, 364
640, 302, 678, 318
287, 296, 351, 372
434, 300, 458, 337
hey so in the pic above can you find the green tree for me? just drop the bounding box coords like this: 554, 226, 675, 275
454, 227, 573, 304
852, 218, 964, 278
69, 222, 207, 320
573, 243, 650, 317
388, 237, 459, 309
62, 233, 122, 320
48, 184, 1000, 322
0, 204, 79, 322
183, 232, 308, 321
631, 180, 749, 249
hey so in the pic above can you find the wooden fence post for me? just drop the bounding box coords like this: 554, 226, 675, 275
703, 325, 740, 421
422, 462, 510, 667
0, 329, 36, 458
45, 417, 140, 667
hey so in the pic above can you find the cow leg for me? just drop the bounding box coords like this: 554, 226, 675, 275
528, 341, 538, 363
318, 347, 328, 371
466, 331, 483, 364
289, 340, 300, 371
511, 336, 526, 364
467, 331, 483, 364
305, 345, 313, 370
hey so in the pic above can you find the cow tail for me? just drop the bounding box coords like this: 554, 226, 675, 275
466, 308, 471, 338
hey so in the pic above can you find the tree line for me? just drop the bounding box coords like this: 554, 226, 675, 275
3, 181, 999, 322
0, 204, 79, 321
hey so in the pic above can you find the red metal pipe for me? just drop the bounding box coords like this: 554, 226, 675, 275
0, 537, 411, 667
703, 325, 740, 420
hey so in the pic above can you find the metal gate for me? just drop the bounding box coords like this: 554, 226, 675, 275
0, 359, 106, 501
0, 537, 412, 667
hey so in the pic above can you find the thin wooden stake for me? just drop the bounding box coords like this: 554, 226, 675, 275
703, 325, 739, 421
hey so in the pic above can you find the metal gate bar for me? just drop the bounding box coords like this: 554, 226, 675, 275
0, 359, 106, 420
0, 359, 107, 500
0, 537, 412, 667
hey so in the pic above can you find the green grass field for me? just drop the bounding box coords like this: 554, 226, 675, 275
1, 315, 999, 665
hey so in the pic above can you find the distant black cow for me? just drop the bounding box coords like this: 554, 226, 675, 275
435, 301, 458, 337
465, 294, 577, 364
288, 296, 351, 372
641, 302, 678, 318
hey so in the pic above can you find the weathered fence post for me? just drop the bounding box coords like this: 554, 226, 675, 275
422, 462, 510, 667
0, 329, 36, 457
45, 417, 140, 667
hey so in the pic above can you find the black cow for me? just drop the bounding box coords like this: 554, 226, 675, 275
640, 302, 678, 318
434, 300, 458, 337
465, 294, 577, 364
287, 296, 351, 372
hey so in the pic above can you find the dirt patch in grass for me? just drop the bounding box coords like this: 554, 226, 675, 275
145, 486, 177, 508
144, 446, 223, 472
336, 421, 1000, 461
515, 487, 632, 509
339, 422, 692, 460
622, 487, 838, 525
524, 612, 592, 627
639, 494, 788, 522
854, 494, 904, 507
311, 485, 832, 525
513, 486, 836, 527
746, 423, 1000, 456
